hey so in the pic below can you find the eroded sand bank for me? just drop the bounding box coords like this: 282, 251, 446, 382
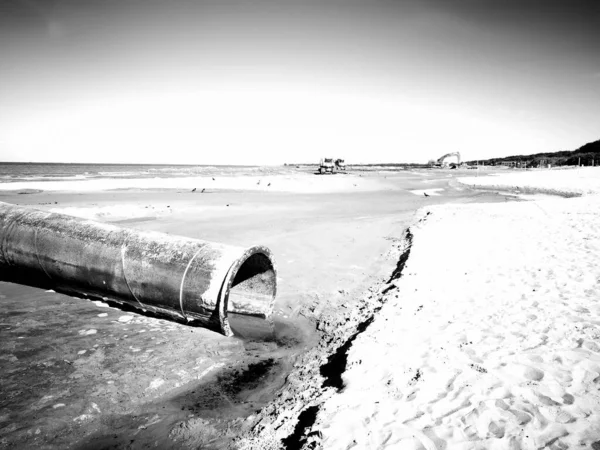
1, 168, 505, 448
237, 168, 600, 449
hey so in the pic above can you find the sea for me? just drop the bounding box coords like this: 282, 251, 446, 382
0, 163, 264, 184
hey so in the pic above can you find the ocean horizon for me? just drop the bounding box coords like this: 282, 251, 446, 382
0, 162, 265, 184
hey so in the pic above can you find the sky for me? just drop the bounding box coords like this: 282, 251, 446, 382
1, 0, 599, 165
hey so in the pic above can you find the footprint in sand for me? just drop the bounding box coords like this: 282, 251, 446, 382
562, 393, 574, 405
487, 420, 505, 438
509, 409, 532, 426
523, 366, 545, 381
583, 341, 600, 353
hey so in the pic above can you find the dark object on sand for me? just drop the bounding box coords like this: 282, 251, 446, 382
318, 158, 335, 174
334, 159, 346, 171
0, 202, 276, 336
192, 188, 196, 192
424, 192, 429, 197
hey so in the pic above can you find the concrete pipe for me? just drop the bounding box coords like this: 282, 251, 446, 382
0, 202, 276, 336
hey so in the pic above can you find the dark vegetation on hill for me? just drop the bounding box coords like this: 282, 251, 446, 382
466, 139, 600, 168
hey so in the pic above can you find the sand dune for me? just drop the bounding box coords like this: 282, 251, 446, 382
307, 173, 600, 449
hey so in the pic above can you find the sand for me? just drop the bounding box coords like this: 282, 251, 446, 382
2, 168, 499, 448
238, 168, 600, 449
313, 198, 600, 449
5, 166, 596, 449
0, 171, 404, 194
457, 166, 600, 197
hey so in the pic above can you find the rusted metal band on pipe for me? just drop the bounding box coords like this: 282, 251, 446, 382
0, 202, 276, 336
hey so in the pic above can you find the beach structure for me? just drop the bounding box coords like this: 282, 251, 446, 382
0, 202, 276, 336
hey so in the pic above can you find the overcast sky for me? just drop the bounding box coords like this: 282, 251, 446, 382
1, 0, 599, 164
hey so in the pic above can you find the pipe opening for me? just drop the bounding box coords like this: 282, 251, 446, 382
227, 252, 276, 318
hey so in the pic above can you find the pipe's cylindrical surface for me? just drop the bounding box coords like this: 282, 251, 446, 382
0, 202, 276, 336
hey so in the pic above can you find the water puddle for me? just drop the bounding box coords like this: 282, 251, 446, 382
76, 312, 318, 449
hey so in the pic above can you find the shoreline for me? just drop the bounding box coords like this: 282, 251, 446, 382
235, 167, 600, 449
2, 170, 462, 449
0, 173, 401, 194
3, 168, 595, 448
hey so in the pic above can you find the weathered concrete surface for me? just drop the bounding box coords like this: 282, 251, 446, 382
0, 202, 276, 335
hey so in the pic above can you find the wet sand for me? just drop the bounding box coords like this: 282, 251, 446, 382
237, 167, 600, 450
0, 168, 510, 448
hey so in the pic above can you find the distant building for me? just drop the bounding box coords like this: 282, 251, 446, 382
500, 161, 527, 168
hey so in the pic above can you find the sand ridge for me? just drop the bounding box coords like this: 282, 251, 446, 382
234, 168, 600, 449
299, 171, 600, 449
312, 197, 600, 449
2, 172, 446, 448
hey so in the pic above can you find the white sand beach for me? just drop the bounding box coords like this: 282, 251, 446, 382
302, 169, 600, 449
458, 166, 600, 197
